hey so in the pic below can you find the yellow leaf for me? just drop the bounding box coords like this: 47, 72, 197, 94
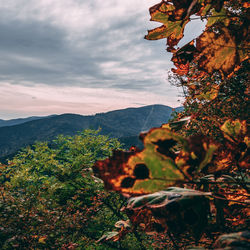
220, 119, 247, 142
195, 84, 220, 101
38, 236, 47, 244
93, 128, 188, 194
196, 26, 237, 74
145, 1, 190, 49
206, 8, 230, 27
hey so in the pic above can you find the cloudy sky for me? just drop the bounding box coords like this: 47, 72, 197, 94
0, 0, 205, 119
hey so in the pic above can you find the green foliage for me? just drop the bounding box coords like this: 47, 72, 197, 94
0, 105, 177, 161
6, 130, 120, 203
1, 130, 150, 249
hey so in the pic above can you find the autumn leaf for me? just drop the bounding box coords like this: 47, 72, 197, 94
125, 188, 211, 210
172, 62, 190, 75
220, 119, 247, 143
196, 25, 238, 74
213, 231, 250, 249
219, 119, 249, 169
243, 2, 250, 8
146, 1, 249, 76
163, 116, 191, 131
93, 129, 219, 194
172, 25, 241, 76
38, 236, 47, 244
124, 187, 211, 239
145, 0, 228, 51
206, 7, 231, 27
97, 231, 119, 243
195, 84, 220, 101
175, 134, 218, 174
212, 152, 233, 172
93, 128, 188, 194
145, 1, 191, 50
97, 221, 132, 243
171, 40, 197, 74
114, 220, 131, 229
145, 21, 189, 50
93, 149, 140, 193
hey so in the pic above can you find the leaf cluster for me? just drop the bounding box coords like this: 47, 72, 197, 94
92, 1, 249, 248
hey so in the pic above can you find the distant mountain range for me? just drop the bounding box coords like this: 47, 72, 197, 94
0, 105, 183, 162
0, 115, 56, 128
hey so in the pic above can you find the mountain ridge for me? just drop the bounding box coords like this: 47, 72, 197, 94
0, 104, 183, 161
0, 115, 57, 128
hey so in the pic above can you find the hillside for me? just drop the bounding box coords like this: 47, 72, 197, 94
0, 105, 182, 161
0, 116, 56, 128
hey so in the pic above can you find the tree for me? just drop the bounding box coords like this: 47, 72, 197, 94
93, 1, 249, 249
0, 130, 148, 249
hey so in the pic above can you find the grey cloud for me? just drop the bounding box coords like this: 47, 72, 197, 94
0, 19, 66, 56
0, 17, 107, 85
0, 0, 190, 94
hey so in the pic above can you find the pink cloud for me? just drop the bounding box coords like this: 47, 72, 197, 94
0, 82, 183, 119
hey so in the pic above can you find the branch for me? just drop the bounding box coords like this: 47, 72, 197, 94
212, 195, 250, 206
149, 177, 250, 185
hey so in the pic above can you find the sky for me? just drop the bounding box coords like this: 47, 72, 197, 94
0, 0, 206, 119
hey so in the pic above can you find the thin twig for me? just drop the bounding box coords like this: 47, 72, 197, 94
212, 195, 250, 206
149, 177, 250, 185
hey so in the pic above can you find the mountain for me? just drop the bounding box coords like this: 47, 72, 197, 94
0, 105, 182, 161
0, 115, 56, 128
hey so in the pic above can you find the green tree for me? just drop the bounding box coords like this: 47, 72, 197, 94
0, 130, 148, 249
